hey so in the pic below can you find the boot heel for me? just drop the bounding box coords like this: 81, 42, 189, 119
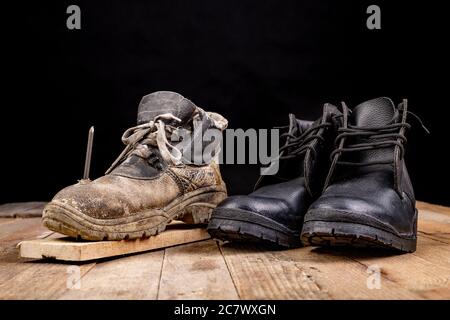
180, 204, 215, 224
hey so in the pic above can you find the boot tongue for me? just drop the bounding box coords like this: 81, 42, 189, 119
286, 114, 313, 139
137, 91, 197, 125
287, 114, 298, 136
349, 97, 396, 165
352, 97, 395, 127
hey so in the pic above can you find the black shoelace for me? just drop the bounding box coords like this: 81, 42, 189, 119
278, 123, 332, 160
330, 101, 429, 167
331, 122, 410, 166
253, 121, 332, 190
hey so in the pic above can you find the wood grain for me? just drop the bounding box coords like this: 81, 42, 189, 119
0, 202, 46, 218
0, 260, 96, 299
419, 209, 450, 224
417, 201, 450, 216
221, 243, 421, 299
0, 218, 98, 300
342, 236, 450, 297
158, 240, 239, 299
0, 218, 48, 243
0, 218, 15, 226
417, 286, 450, 299
59, 251, 164, 300
0, 218, 55, 284
220, 243, 330, 299
1, 201, 450, 300
19, 224, 211, 261
418, 220, 450, 244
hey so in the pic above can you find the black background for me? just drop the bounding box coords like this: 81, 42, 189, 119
2, 0, 449, 205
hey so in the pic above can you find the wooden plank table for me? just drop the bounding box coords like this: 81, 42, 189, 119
0, 201, 449, 300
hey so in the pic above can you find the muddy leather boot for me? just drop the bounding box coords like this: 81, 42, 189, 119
43, 91, 228, 241
207, 104, 341, 248
301, 97, 418, 252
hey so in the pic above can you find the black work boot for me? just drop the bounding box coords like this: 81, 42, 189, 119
301, 97, 419, 252
207, 104, 341, 248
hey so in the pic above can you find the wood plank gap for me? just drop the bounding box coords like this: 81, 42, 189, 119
157, 240, 239, 299
418, 232, 450, 245
57, 251, 164, 299
217, 240, 242, 300
155, 248, 166, 300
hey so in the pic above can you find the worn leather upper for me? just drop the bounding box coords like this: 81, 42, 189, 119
49, 91, 227, 220
51, 164, 223, 219
137, 91, 197, 125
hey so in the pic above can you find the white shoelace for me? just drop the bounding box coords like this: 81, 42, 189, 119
105, 113, 184, 174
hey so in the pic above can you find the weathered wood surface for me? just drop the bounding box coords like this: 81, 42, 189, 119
158, 240, 239, 299
0, 200, 449, 299
59, 251, 164, 300
0, 202, 46, 218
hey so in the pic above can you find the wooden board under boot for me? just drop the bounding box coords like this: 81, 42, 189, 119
18, 223, 210, 262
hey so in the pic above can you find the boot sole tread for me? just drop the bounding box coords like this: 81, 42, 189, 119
207, 207, 302, 248
42, 187, 226, 241
301, 220, 417, 252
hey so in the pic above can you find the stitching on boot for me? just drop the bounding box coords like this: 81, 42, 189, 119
166, 169, 187, 194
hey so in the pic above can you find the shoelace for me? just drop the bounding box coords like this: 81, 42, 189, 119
278, 123, 332, 160
331, 122, 411, 166
330, 100, 429, 167
254, 121, 331, 188
105, 113, 184, 174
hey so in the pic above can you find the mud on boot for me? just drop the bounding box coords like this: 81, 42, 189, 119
43, 91, 228, 241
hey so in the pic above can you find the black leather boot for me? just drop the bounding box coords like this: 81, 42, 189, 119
301, 97, 419, 252
207, 104, 341, 248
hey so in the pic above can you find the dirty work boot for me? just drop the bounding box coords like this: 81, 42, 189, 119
43, 91, 228, 241
207, 104, 341, 248
301, 97, 420, 252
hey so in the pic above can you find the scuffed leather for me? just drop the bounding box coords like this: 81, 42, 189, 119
308, 165, 416, 235
219, 177, 311, 230
137, 91, 196, 125
49, 91, 227, 221
110, 153, 165, 179
51, 172, 180, 220
51, 162, 225, 220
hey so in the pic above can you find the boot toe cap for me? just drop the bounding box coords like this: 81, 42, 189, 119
305, 193, 416, 236
45, 179, 132, 220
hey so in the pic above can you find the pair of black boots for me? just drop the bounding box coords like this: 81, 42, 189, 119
207, 97, 419, 253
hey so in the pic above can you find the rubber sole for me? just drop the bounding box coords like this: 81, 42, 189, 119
301, 218, 417, 253
42, 187, 227, 241
207, 207, 302, 248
